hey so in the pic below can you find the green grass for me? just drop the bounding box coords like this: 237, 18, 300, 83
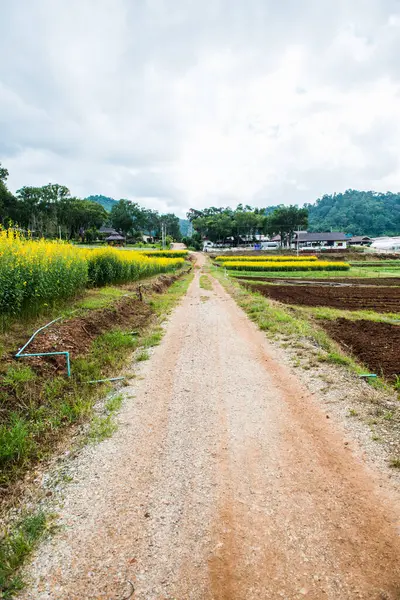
76, 286, 126, 310
141, 328, 163, 348
0, 512, 48, 598
136, 349, 150, 361
297, 305, 400, 325
199, 275, 213, 291
87, 393, 125, 443
228, 266, 400, 279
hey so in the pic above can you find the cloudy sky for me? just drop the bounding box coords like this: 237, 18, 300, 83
1, 0, 400, 216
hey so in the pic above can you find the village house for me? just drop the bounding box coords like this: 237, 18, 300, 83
348, 236, 372, 246
293, 232, 348, 250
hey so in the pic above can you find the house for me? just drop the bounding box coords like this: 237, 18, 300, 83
99, 226, 119, 236
293, 232, 348, 250
348, 236, 372, 246
271, 231, 347, 249
105, 233, 125, 246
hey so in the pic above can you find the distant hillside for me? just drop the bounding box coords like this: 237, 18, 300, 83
306, 190, 400, 237
87, 195, 117, 213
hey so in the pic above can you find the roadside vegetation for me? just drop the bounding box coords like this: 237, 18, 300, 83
199, 275, 213, 290
0, 511, 49, 599
0, 267, 192, 495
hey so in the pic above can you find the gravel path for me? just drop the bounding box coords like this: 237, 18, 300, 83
19, 256, 400, 599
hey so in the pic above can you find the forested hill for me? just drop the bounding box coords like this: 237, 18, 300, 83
86, 195, 117, 212
306, 191, 400, 236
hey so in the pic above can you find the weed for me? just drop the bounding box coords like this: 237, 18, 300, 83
142, 329, 163, 348
199, 275, 213, 291
348, 408, 358, 417
389, 457, 400, 469
3, 366, 36, 401
0, 414, 35, 469
325, 352, 352, 366
105, 394, 123, 413
384, 411, 394, 421
137, 349, 150, 362
0, 511, 48, 598
88, 414, 117, 442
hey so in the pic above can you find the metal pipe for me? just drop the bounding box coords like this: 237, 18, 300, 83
15, 316, 71, 377
87, 377, 126, 384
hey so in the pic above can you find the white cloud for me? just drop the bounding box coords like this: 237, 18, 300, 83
1, 0, 400, 216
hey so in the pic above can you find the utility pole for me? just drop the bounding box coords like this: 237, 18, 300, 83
162, 222, 166, 249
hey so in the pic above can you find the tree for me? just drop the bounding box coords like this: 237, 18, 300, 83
266, 206, 308, 247
110, 199, 146, 235
160, 213, 182, 241
58, 198, 107, 238
0, 163, 17, 226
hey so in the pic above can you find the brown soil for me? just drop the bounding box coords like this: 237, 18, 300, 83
236, 275, 400, 286
322, 318, 400, 381
240, 281, 400, 312
12, 272, 186, 376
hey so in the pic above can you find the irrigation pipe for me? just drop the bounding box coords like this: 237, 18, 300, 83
15, 316, 71, 377
87, 377, 126, 384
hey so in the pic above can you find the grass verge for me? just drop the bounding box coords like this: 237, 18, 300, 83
199, 275, 213, 291
0, 511, 49, 599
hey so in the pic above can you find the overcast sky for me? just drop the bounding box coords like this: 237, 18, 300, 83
1, 1, 400, 217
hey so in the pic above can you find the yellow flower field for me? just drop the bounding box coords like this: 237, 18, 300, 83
215, 255, 318, 262
0, 228, 185, 316
223, 260, 350, 272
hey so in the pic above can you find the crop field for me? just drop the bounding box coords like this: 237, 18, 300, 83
233, 262, 400, 384
238, 280, 400, 313
0, 228, 185, 318
322, 318, 400, 382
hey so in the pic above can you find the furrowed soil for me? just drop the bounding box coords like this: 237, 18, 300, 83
239, 281, 400, 312
322, 318, 400, 381
236, 276, 400, 286
17, 255, 400, 600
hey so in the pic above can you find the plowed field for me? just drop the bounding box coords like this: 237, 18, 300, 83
322, 318, 400, 381
240, 281, 400, 312
236, 276, 400, 286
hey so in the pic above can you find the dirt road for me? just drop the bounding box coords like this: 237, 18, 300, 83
20, 257, 400, 599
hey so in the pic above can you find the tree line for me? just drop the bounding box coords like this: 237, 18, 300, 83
185, 204, 308, 248
0, 162, 181, 242
306, 190, 400, 237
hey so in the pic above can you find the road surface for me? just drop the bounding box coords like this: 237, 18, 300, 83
20, 256, 400, 599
